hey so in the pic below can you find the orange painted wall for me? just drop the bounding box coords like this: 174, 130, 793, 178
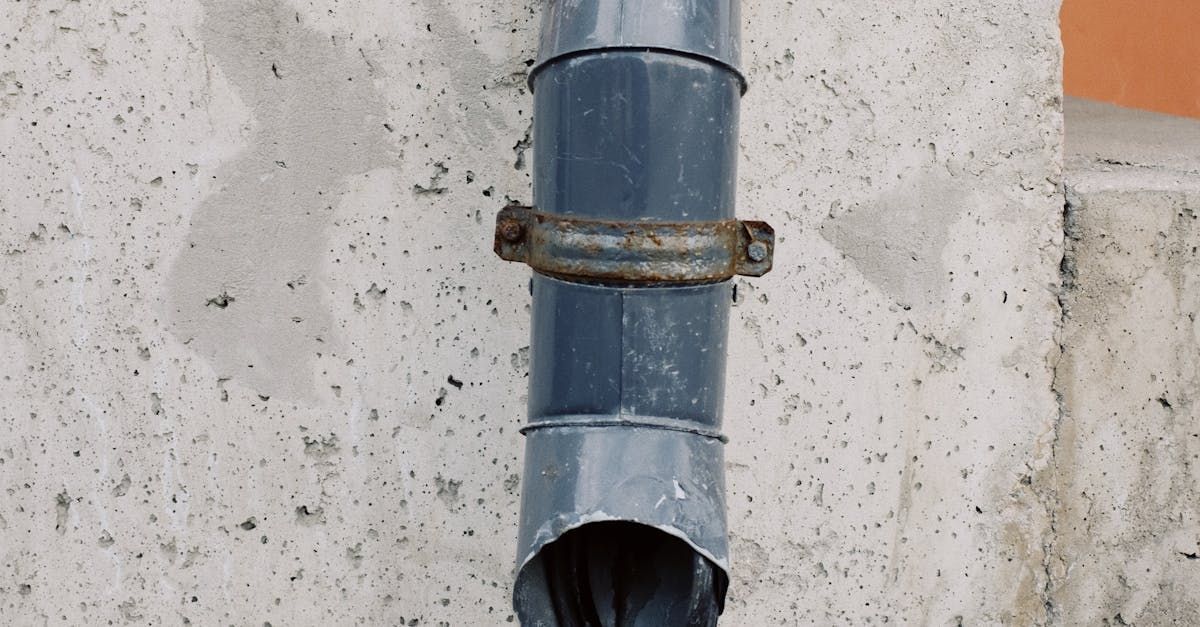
1061, 0, 1200, 119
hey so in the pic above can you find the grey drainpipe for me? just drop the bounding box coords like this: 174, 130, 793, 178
493, 0, 772, 624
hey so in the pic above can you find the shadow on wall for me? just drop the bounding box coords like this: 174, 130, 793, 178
166, 0, 393, 401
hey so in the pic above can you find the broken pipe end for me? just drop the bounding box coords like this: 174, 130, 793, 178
513, 427, 729, 626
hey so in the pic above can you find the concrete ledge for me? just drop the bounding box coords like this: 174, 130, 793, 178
1056, 97, 1200, 625
1066, 97, 1200, 192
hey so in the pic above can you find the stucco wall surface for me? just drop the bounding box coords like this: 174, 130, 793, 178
0, 1, 1063, 624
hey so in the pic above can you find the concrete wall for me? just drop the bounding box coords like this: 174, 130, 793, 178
1053, 99, 1200, 625
1, 0, 1066, 624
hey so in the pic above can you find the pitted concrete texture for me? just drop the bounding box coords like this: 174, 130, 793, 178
2, 1, 538, 623
0, 0, 1064, 624
726, 2, 1063, 623
1052, 99, 1200, 625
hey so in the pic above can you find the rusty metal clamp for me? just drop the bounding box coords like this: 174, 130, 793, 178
493, 205, 774, 284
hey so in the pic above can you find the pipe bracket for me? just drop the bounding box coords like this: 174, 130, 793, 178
493, 205, 774, 284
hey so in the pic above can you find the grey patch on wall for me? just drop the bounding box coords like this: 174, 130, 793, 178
167, 0, 391, 400
420, 0, 521, 146
819, 174, 967, 311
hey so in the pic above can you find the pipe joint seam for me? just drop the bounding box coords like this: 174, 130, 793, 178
520, 414, 729, 442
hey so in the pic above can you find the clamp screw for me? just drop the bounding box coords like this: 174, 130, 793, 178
499, 219, 524, 243
747, 241, 768, 263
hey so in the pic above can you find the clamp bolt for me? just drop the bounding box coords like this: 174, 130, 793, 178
747, 241, 768, 263
500, 219, 524, 243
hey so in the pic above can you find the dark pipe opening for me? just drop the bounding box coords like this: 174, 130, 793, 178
539, 522, 727, 626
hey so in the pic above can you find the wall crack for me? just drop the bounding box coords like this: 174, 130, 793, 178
1040, 185, 1082, 624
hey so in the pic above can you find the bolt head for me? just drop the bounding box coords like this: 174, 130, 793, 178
499, 219, 524, 242
747, 241, 768, 262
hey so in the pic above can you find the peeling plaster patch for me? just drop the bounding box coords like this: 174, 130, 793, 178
419, 0, 516, 145
166, 0, 392, 401
820, 174, 969, 312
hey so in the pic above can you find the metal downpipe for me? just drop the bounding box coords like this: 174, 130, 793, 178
494, 1, 771, 624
